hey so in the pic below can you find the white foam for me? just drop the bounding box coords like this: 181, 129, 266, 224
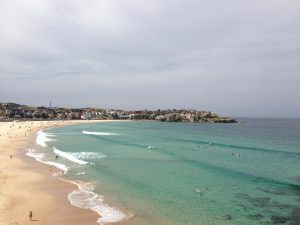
71, 152, 107, 160
44, 161, 69, 172
74, 172, 87, 176
26, 148, 46, 162
36, 130, 54, 147
26, 149, 69, 172
26, 149, 126, 224
53, 147, 88, 165
82, 131, 118, 136
66, 180, 126, 224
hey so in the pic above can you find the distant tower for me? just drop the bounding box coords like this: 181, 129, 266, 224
50, 101, 52, 109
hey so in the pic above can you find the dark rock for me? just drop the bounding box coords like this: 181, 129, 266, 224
235, 194, 271, 208
223, 214, 232, 220
271, 201, 292, 210
257, 186, 289, 195
271, 215, 289, 224
248, 214, 264, 220
253, 197, 271, 207
213, 118, 238, 123
290, 208, 300, 224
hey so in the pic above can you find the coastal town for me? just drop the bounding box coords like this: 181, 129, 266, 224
0, 102, 237, 123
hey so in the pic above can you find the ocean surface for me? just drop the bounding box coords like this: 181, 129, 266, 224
26, 119, 300, 225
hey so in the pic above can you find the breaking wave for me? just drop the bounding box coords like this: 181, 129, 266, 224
66, 180, 126, 224
70, 152, 107, 160
53, 147, 88, 165
26, 149, 69, 172
82, 131, 119, 136
36, 130, 55, 147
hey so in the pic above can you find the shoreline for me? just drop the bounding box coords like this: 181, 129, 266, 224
0, 120, 122, 225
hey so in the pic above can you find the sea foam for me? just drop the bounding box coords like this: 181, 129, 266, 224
82, 131, 118, 136
26, 148, 45, 162
66, 180, 126, 224
71, 152, 107, 160
53, 147, 88, 165
26, 149, 69, 172
36, 130, 54, 147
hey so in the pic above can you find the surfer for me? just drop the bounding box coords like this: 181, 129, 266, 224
195, 188, 203, 195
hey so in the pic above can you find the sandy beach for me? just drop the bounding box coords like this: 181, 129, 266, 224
0, 120, 115, 225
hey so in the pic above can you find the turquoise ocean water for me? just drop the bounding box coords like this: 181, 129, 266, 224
27, 119, 300, 225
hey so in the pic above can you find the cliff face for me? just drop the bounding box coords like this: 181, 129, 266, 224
155, 112, 237, 123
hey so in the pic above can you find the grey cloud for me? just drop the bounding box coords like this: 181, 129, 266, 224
0, 0, 300, 117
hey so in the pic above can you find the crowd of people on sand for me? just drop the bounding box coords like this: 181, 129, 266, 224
0, 121, 34, 139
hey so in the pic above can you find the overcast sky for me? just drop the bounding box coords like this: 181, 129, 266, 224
0, 0, 299, 118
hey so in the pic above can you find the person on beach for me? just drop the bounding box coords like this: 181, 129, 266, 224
29, 210, 33, 221
49, 167, 52, 174
10, 155, 12, 159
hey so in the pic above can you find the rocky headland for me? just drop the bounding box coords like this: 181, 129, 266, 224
0, 103, 237, 123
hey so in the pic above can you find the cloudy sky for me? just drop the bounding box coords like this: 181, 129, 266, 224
0, 0, 299, 117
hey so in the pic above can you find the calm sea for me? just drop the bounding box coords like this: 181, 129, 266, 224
26, 118, 300, 225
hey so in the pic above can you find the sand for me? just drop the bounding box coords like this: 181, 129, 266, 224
0, 120, 115, 225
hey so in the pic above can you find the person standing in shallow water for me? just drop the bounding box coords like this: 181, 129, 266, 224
29, 210, 33, 221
